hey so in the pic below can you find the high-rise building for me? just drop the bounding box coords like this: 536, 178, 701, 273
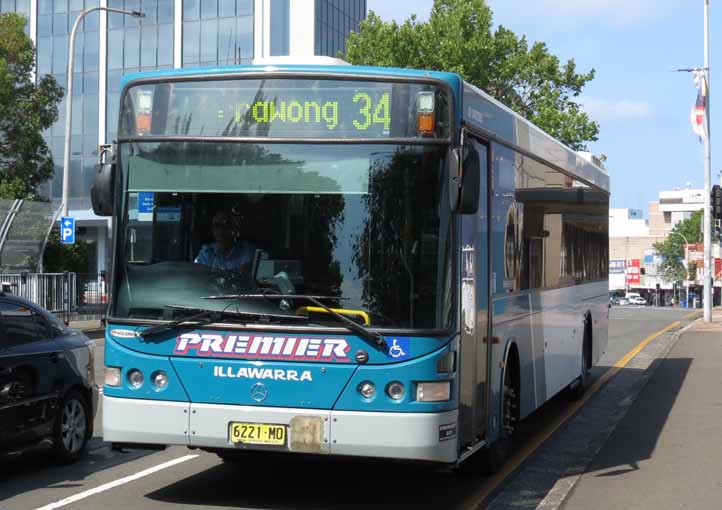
648, 188, 705, 236
0, 0, 366, 273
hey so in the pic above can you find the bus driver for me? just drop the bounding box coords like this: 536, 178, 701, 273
194, 210, 256, 273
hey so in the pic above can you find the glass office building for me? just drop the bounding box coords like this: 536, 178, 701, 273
0, 0, 366, 272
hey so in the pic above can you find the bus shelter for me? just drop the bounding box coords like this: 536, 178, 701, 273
0, 198, 60, 274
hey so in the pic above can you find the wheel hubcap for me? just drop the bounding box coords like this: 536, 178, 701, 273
502, 384, 517, 437
61, 398, 87, 454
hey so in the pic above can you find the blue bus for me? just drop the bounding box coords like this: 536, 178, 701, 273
94, 57, 609, 469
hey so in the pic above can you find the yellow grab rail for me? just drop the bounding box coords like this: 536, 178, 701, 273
295, 306, 370, 326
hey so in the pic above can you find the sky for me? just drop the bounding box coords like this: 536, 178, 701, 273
365, 0, 722, 213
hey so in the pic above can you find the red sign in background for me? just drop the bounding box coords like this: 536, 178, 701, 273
625, 259, 640, 285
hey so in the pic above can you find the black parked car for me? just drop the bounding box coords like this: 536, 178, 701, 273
0, 291, 98, 462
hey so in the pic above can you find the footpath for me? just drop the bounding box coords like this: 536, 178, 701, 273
69, 319, 104, 333
560, 310, 722, 510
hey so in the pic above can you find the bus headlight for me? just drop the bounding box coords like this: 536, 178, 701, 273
386, 381, 405, 400
104, 367, 121, 387
358, 381, 376, 399
152, 371, 169, 390
127, 369, 144, 389
416, 381, 450, 402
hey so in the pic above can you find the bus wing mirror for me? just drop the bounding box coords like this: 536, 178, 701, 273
448, 147, 462, 212
458, 148, 480, 215
91, 162, 115, 216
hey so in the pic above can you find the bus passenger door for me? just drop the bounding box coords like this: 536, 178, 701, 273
458, 134, 490, 450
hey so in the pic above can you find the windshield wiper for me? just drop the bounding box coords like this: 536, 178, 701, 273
201, 294, 388, 351
136, 304, 306, 339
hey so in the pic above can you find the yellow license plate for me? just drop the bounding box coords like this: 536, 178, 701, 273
229, 422, 286, 446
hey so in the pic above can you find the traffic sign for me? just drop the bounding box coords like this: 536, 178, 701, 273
60, 216, 75, 244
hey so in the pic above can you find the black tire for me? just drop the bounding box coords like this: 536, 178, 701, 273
568, 323, 592, 401
478, 436, 509, 476
479, 359, 518, 474
53, 390, 90, 463
216, 449, 246, 463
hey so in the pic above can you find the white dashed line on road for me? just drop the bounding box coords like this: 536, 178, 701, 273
33, 454, 199, 510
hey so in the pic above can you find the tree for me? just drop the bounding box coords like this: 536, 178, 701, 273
0, 12, 63, 200
654, 210, 703, 283
42, 230, 94, 274
344, 0, 599, 150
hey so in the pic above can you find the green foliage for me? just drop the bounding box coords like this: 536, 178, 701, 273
653, 210, 703, 282
43, 230, 94, 274
344, 0, 599, 150
0, 13, 63, 200
0, 176, 30, 199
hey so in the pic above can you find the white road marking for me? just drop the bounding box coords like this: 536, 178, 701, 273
34, 454, 199, 510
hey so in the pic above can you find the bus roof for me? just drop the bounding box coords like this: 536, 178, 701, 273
120, 64, 463, 94
120, 64, 608, 193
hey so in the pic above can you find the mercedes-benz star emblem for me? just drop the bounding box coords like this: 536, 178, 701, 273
250, 382, 269, 402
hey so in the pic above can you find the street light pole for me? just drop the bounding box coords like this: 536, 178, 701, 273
61, 7, 144, 218
703, 0, 712, 321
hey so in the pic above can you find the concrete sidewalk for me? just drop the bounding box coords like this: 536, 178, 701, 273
69, 319, 104, 333
561, 311, 722, 510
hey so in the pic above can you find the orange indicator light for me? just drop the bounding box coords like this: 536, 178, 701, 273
417, 112, 435, 135
135, 113, 152, 134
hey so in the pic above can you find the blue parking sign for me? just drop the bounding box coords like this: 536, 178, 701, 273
60, 217, 75, 244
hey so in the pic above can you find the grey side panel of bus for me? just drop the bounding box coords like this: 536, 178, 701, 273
457, 137, 490, 451
483, 139, 609, 433
460, 82, 609, 194
459, 80, 609, 444
491, 294, 539, 419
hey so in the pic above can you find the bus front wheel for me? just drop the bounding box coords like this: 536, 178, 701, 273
480, 352, 519, 474
567, 319, 592, 401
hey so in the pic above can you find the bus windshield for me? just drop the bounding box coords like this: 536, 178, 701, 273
112, 141, 454, 331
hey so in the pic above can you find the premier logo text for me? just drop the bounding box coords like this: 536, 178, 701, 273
174, 333, 350, 362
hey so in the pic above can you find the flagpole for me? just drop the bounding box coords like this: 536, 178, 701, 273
703, 0, 712, 322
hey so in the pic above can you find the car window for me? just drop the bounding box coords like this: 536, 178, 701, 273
0, 300, 50, 348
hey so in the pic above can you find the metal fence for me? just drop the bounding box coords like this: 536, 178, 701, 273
0, 272, 107, 324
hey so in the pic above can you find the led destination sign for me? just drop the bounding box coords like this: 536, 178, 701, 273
232, 91, 390, 132
120, 78, 449, 140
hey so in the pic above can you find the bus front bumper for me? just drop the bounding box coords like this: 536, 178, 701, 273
103, 395, 458, 463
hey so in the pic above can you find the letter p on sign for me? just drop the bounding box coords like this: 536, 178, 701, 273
60, 217, 75, 244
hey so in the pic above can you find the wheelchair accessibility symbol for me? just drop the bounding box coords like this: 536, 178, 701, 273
387, 337, 411, 360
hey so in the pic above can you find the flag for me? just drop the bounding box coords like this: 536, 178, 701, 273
691, 70, 708, 142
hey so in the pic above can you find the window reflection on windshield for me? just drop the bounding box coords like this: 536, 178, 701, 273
114, 143, 453, 330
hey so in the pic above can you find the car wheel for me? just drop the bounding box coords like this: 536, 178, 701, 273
53, 390, 90, 463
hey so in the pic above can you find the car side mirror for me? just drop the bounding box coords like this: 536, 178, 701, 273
91, 162, 115, 216
458, 148, 480, 214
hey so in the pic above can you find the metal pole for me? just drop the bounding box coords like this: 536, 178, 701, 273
61, 7, 144, 218
703, 0, 712, 322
